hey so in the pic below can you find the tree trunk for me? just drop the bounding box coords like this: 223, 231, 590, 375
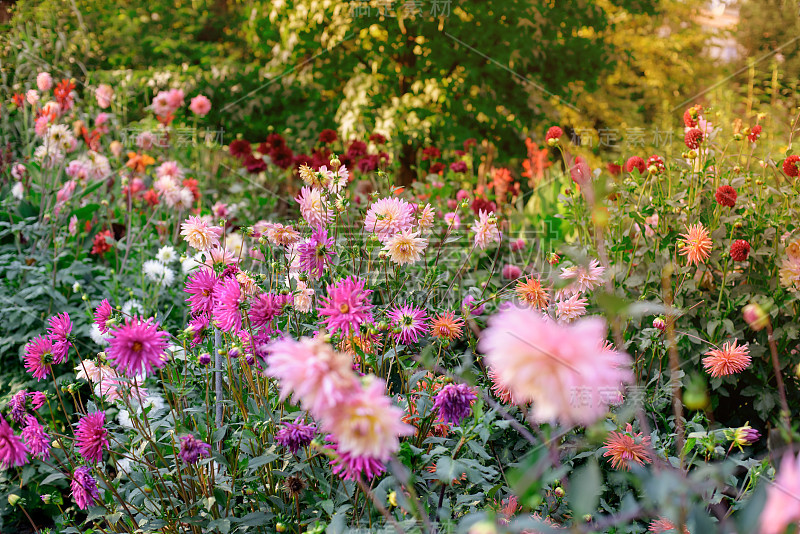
398, 142, 416, 187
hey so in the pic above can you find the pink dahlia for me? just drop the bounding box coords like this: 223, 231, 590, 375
364, 197, 414, 241
296, 186, 332, 227
328, 441, 386, 481
75, 411, 109, 463
212, 277, 243, 332
298, 226, 334, 278
555, 293, 589, 322
180, 216, 222, 251
318, 276, 374, 336
24, 335, 56, 381
560, 259, 605, 295
470, 210, 502, 249
760, 451, 800, 534
22, 415, 50, 460
478, 306, 632, 426
249, 292, 287, 331
322, 377, 413, 460
94, 299, 113, 334
70, 466, 100, 510
185, 268, 218, 314
0, 416, 29, 469
189, 94, 212, 117
107, 316, 169, 377
679, 223, 712, 266
265, 336, 359, 415
47, 312, 73, 363
386, 305, 428, 344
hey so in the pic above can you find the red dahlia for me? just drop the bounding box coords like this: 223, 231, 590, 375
748, 125, 762, 143
730, 240, 751, 261
646, 155, 665, 173
606, 162, 621, 176
625, 156, 646, 175
715, 185, 737, 207
545, 126, 563, 143
783, 154, 800, 177
319, 129, 338, 144
683, 104, 703, 127
229, 139, 252, 159
685, 128, 704, 149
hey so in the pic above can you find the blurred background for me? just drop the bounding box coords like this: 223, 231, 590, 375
0, 0, 798, 179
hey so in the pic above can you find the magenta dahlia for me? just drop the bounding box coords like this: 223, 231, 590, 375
276, 418, 316, 454
318, 276, 374, 336
434, 383, 477, 425
94, 299, 113, 334
106, 316, 169, 377
75, 411, 109, 463
386, 305, 428, 344
185, 268, 218, 315
249, 292, 287, 330
47, 312, 72, 363
179, 434, 212, 464
298, 226, 334, 278
0, 416, 29, 469
70, 466, 100, 510
22, 415, 50, 460
212, 277, 244, 332
24, 335, 56, 381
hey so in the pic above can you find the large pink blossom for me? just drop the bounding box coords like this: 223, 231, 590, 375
478, 306, 632, 426
321, 377, 413, 460
265, 336, 359, 416
317, 276, 374, 336
364, 197, 414, 241
760, 451, 800, 534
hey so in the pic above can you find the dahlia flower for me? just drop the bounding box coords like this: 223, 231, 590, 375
702, 340, 751, 377
276, 419, 316, 454
106, 316, 169, 377
94, 299, 113, 334
298, 226, 334, 278
0, 416, 29, 469
317, 276, 374, 336
364, 197, 414, 241
679, 223, 712, 266
212, 277, 244, 332
760, 452, 800, 534
433, 383, 477, 425
479, 307, 632, 426
181, 216, 222, 251
470, 210, 502, 249
47, 312, 72, 363
24, 335, 56, 381
249, 292, 288, 330
515, 276, 551, 310
602, 423, 653, 470
70, 466, 100, 510
730, 239, 751, 262
75, 411, 109, 463
328, 441, 385, 481
265, 336, 359, 415
322, 377, 413, 460
560, 259, 605, 295
382, 229, 428, 265
22, 415, 50, 460
296, 186, 332, 227
555, 293, 589, 322
179, 434, 212, 464
430, 312, 464, 341
386, 305, 428, 344
715, 185, 737, 207
189, 94, 212, 117
185, 268, 218, 314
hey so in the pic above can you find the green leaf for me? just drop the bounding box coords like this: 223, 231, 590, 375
569, 459, 602, 518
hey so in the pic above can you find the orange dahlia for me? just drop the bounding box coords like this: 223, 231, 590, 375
515, 276, 551, 310
702, 340, 751, 377
430, 312, 464, 341
602, 423, 653, 471
678, 223, 712, 266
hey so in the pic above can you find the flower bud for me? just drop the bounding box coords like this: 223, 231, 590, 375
653, 317, 666, 331
743, 303, 768, 331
